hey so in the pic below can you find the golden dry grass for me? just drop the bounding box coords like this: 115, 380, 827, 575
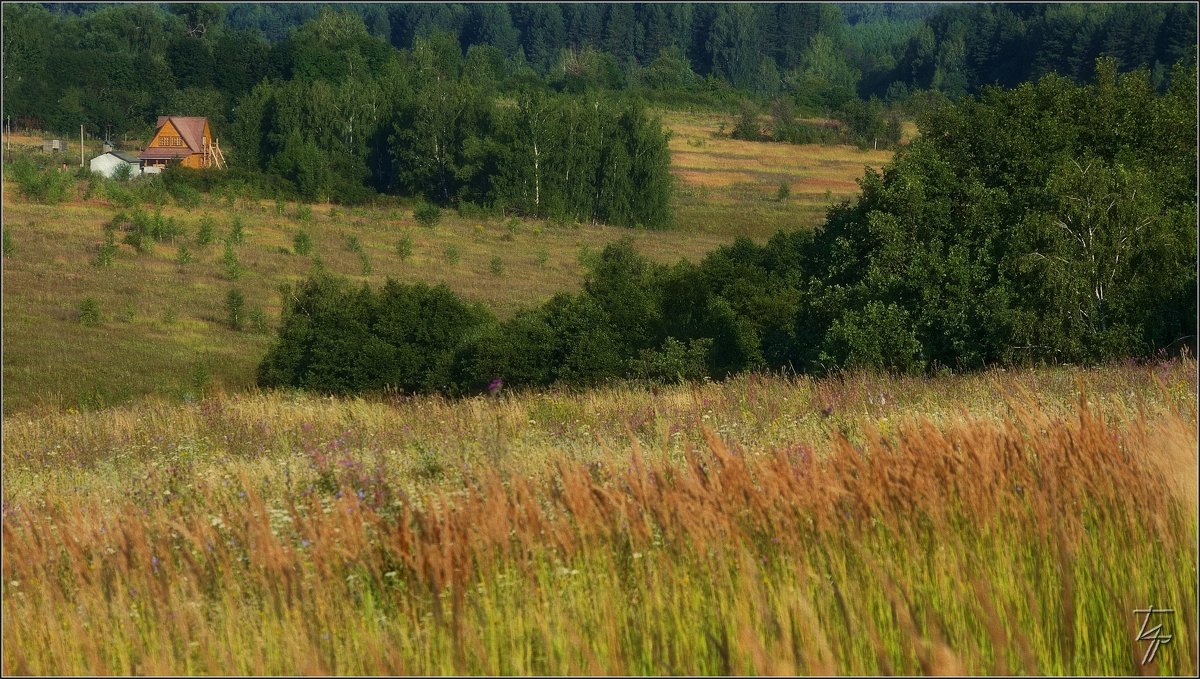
0, 180, 730, 414
2, 362, 1196, 675
658, 109, 894, 238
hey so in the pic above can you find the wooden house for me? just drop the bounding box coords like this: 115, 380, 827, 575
139, 116, 225, 171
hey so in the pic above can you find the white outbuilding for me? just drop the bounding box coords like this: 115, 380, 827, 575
89, 151, 142, 179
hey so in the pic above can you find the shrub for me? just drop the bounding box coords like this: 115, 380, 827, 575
633, 337, 714, 384
293, 230, 313, 256
293, 204, 313, 222
2, 228, 12, 257
443, 244, 460, 265
275, 199, 286, 216
535, 247, 549, 268
106, 182, 137, 208
345, 234, 363, 254
822, 301, 924, 374
175, 243, 193, 265
136, 176, 171, 208
730, 104, 765, 141
227, 216, 245, 245
94, 228, 117, 267
10, 160, 74, 204
396, 233, 413, 261
122, 228, 148, 254
225, 288, 245, 331
488, 256, 504, 277
414, 201, 442, 228
195, 215, 216, 246
257, 274, 494, 395
222, 242, 243, 280
359, 252, 373, 276
249, 307, 269, 334
577, 245, 600, 271
79, 298, 102, 327
776, 182, 790, 202
457, 201, 490, 220
170, 182, 202, 209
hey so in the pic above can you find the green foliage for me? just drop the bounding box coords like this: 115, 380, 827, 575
293, 204, 313, 222
227, 216, 245, 245
169, 182, 202, 209
633, 337, 713, 384
730, 103, 764, 141
823, 301, 924, 373
94, 228, 117, 267
175, 243, 193, 265
2, 229, 13, 257
258, 274, 494, 395
112, 163, 134, 182
488, 256, 504, 277
413, 201, 442, 228
249, 307, 269, 334
535, 247, 549, 268
195, 215, 216, 247
222, 242, 244, 280
115, 208, 185, 253
443, 244, 460, 265
776, 182, 790, 202
293, 230, 313, 256
10, 160, 74, 204
225, 288, 246, 331
78, 298, 102, 327
395, 233, 413, 261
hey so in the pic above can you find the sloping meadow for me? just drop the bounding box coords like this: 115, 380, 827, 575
2, 360, 1196, 674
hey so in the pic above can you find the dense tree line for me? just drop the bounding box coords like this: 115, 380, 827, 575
871, 3, 1197, 99
258, 59, 1198, 394
224, 15, 672, 224
8, 3, 1193, 140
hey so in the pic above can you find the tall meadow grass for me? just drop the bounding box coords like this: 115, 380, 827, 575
2, 361, 1196, 674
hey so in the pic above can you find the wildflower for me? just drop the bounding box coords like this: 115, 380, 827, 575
488, 377, 504, 396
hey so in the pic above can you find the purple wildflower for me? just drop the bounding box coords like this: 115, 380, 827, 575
488, 377, 504, 395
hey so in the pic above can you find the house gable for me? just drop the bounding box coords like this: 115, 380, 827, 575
141, 116, 222, 169
150, 119, 188, 150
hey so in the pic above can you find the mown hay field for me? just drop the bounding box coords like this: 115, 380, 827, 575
3, 360, 1197, 675
658, 109, 895, 239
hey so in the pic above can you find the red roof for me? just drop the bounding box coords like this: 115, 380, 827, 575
155, 116, 208, 152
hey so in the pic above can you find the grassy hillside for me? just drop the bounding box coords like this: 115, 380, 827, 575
661, 109, 894, 239
3, 361, 1196, 674
2, 114, 895, 414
